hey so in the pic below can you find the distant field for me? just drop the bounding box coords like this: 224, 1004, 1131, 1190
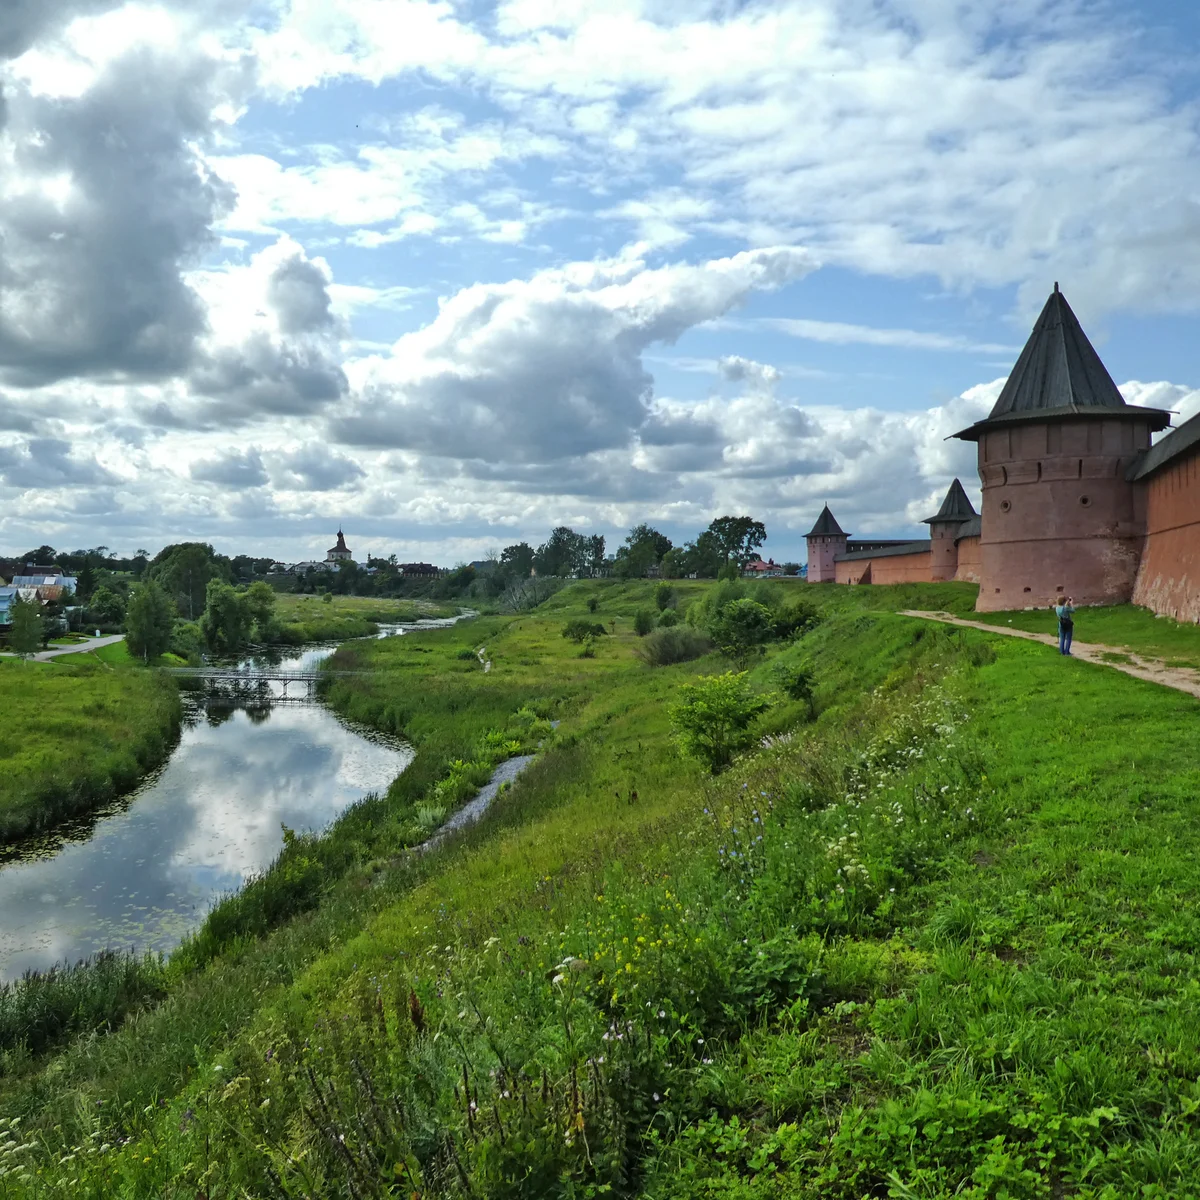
0, 657, 181, 843
274, 594, 459, 622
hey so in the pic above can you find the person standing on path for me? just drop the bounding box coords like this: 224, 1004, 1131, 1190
1054, 596, 1075, 656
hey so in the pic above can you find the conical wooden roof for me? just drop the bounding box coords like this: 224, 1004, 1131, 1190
806, 505, 846, 537
923, 478, 977, 524
953, 285, 1171, 440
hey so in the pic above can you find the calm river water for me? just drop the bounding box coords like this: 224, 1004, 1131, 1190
0, 626, 435, 981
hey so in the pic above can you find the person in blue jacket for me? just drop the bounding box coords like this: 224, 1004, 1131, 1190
1054, 595, 1075, 656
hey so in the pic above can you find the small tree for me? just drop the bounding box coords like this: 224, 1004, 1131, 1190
562, 619, 607, 643
772, 661, 817, 719
633, 608, 655, 636
669, 671, 770, 774
709, 598, 776, 669
8, 595, 44, 660
125, 579, 176, 662
654, 581, 676, 611
587, 596, 600, 613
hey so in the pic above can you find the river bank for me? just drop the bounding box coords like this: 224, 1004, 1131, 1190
7, 581, 1200, 1195
0, 655, 181, 847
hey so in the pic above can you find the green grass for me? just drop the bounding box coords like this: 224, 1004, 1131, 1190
0, 657, 181, 845
971, 601, 1200, 662
4, 581, 1200, 1197
271, 592, 459, 643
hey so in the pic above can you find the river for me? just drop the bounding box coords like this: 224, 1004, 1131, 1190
0, 623, 441, 982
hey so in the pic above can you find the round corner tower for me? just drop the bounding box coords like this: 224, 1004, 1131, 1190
952, 285, 1171, 612
805, 505, 848, 583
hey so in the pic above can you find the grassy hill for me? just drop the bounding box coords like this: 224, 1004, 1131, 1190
2, 580, 1200, 1196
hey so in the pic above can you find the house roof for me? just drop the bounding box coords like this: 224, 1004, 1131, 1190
953, 285, 1172, 441
1127, 408, 1200, 482
835, 539, 931, 562
806, 505, 846, 537
954, 515, 982, 540
923, 478, 977, 524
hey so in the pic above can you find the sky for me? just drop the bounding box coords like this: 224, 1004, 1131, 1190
1, 0, 1199, 568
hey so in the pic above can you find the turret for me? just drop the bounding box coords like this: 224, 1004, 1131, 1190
952, 284, 1172, 611
922, 478, 977, 582
805, 505, 847, 583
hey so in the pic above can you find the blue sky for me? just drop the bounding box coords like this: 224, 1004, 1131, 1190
0, 0, 1198, 567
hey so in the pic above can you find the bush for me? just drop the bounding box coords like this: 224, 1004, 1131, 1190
634, 626, 713, 666
322, 591, 333, 603
709, 598, 776, 668
587, 596, 600, 613
772, 661, 817, 717
669, 671, 771, 773
655, 581, 677, 611
633, 608, 655, 636
579, 635, 598, 658
562, 619, 608, 643
774, 599, 822, 639
657, 608, 681, 628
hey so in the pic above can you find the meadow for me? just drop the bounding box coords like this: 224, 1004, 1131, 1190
0, 580, 1199, 1196
270, 593, 461, 644
0, 657, 181, 845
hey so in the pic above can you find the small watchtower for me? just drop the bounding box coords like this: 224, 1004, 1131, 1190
806, 505, 847, 583
923, 478, 977, 582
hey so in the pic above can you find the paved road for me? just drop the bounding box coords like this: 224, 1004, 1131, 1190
0, 634, 126, 663
902, 611, 1200, 701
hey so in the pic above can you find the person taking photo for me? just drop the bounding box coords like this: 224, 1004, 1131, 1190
1054, 595, 1075, 656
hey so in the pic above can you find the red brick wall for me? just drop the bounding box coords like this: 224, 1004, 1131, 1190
835, 551, 931, 586
1132, 450, 1200, 622
954, 536, 982, 583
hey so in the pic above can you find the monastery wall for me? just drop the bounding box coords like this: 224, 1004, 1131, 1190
1131, 450, 1200, 623
835, 550, 931, 586
954, 536, 982, 584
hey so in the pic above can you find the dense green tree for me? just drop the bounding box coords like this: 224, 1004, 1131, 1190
125, 579, 176, 661
586, 534, 606, 576
8, 595, 44, 659
534, 527, 589, 577
655, 581, 676, 611
500, 543, 536, 578
132, 549, 150, 577
150, 543, 231, 620
706, 515, 767, 567
88, 585, 126, 624
614, 524, 672, 579
199, 579, 250, 654
75, 561, 97, 601
19, 545, 57, 567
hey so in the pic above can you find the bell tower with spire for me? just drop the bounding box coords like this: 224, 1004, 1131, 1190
325, 529, 354, 564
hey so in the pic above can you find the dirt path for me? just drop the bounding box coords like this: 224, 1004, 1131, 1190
902, 611, 1200, 701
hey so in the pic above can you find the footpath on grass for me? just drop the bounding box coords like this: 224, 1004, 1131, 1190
904, 609, 1200, 700
0, 633, 125, 663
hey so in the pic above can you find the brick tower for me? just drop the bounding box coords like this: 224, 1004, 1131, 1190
806, 505, 847, 583
923, 478, 977, 582
952, 285, 1172, 612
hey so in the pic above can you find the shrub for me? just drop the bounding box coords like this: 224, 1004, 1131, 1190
634, 626, 713, 666
456, 647, 479, 660
579, 635, 598, 658
587, 596, 600, 613
709, 598, 776, 668
633, 608, 655, 636
774, 598, 822, 639
562, 619, 608, 643
669, 671, 771, 773
655, 581, 677, 611
657, 608, 681, 628
322, 591, 333, 603
772, 661, 817, 717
